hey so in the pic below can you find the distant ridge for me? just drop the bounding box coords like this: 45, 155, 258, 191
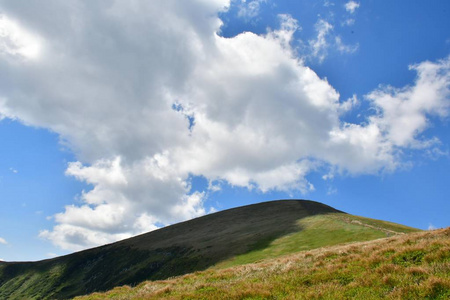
0, 200, 418, 299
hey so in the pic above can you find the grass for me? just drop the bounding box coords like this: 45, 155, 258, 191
212, 213, 416, 269
75, 227, 450, 299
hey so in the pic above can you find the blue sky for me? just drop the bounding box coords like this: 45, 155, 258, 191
0, 0, 449, 262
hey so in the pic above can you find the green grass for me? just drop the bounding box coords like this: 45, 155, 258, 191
0, 263, 67, 299
75, 227, 450, 300
213, 213, 415, 268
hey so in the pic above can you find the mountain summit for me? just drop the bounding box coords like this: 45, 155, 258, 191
0, 200, 417, 299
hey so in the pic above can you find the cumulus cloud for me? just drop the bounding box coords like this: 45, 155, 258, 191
367, 58, 450, 148
40, 154, 208, 250
345, 1, 360, 14
1, 0, 231, 250
328, 57, 450, 174
0, 237, 7, 245
0, 1, 448, 251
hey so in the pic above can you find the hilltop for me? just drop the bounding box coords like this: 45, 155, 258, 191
0, 200, 418, 299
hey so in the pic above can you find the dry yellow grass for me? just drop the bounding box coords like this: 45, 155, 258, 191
76, 227, 450, 299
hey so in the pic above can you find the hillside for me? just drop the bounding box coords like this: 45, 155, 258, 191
0, 200, 418, 299
76, 227, 450, 299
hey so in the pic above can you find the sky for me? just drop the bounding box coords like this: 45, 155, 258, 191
0, 0, 449, 262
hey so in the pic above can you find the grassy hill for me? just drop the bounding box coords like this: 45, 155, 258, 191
0, 200, 418, 299
76, 227, 450, 299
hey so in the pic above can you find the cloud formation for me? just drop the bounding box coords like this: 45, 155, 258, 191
237, 0, 267, 19
0, 1, 449, 250
0, 14, 42, 59
309, 19, 333, 62
328, 57, 450, 173
0, 237, 7, 245
345, 1, 360, 14
335, 36, 358, 54
308, 19, 358, 62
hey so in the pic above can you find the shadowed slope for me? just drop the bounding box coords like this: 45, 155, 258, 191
0, 200, 417, 299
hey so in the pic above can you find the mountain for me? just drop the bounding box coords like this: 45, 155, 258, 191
0, 200, 418, 299
75, 227, 450, 300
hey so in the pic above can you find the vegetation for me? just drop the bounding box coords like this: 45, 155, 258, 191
76, 227, 450, 299
213, 213, 416, 269
0, 200, 419, 299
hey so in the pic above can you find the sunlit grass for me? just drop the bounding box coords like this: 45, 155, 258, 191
213, 213, 415, 269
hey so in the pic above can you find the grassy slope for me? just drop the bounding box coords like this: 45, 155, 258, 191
0, 200, 417, 299
213, 213, 417, 269
76, 227, 450, 300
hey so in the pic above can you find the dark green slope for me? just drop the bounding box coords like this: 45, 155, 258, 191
0, 200, 418, 299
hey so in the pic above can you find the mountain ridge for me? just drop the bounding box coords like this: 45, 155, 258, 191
0, 199, 418, 299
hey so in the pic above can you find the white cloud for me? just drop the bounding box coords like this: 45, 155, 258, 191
237, 0, 267, 19
308, 21, 358, 62
269, 14, 300, 50
0, 1, 448, 251
327, 57, 450, 174
342, 18, 355, 26
428, 223, 437, 230
339, 94, 359, 113
345, 1, 360, 14
335, 36, 358, 54
0, 237, 7, 245
424, 146, 449, 160
309, 19, 333, 62
0, 14, 42, 60
40, 154, 206, 250
367, 58, 450, 148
